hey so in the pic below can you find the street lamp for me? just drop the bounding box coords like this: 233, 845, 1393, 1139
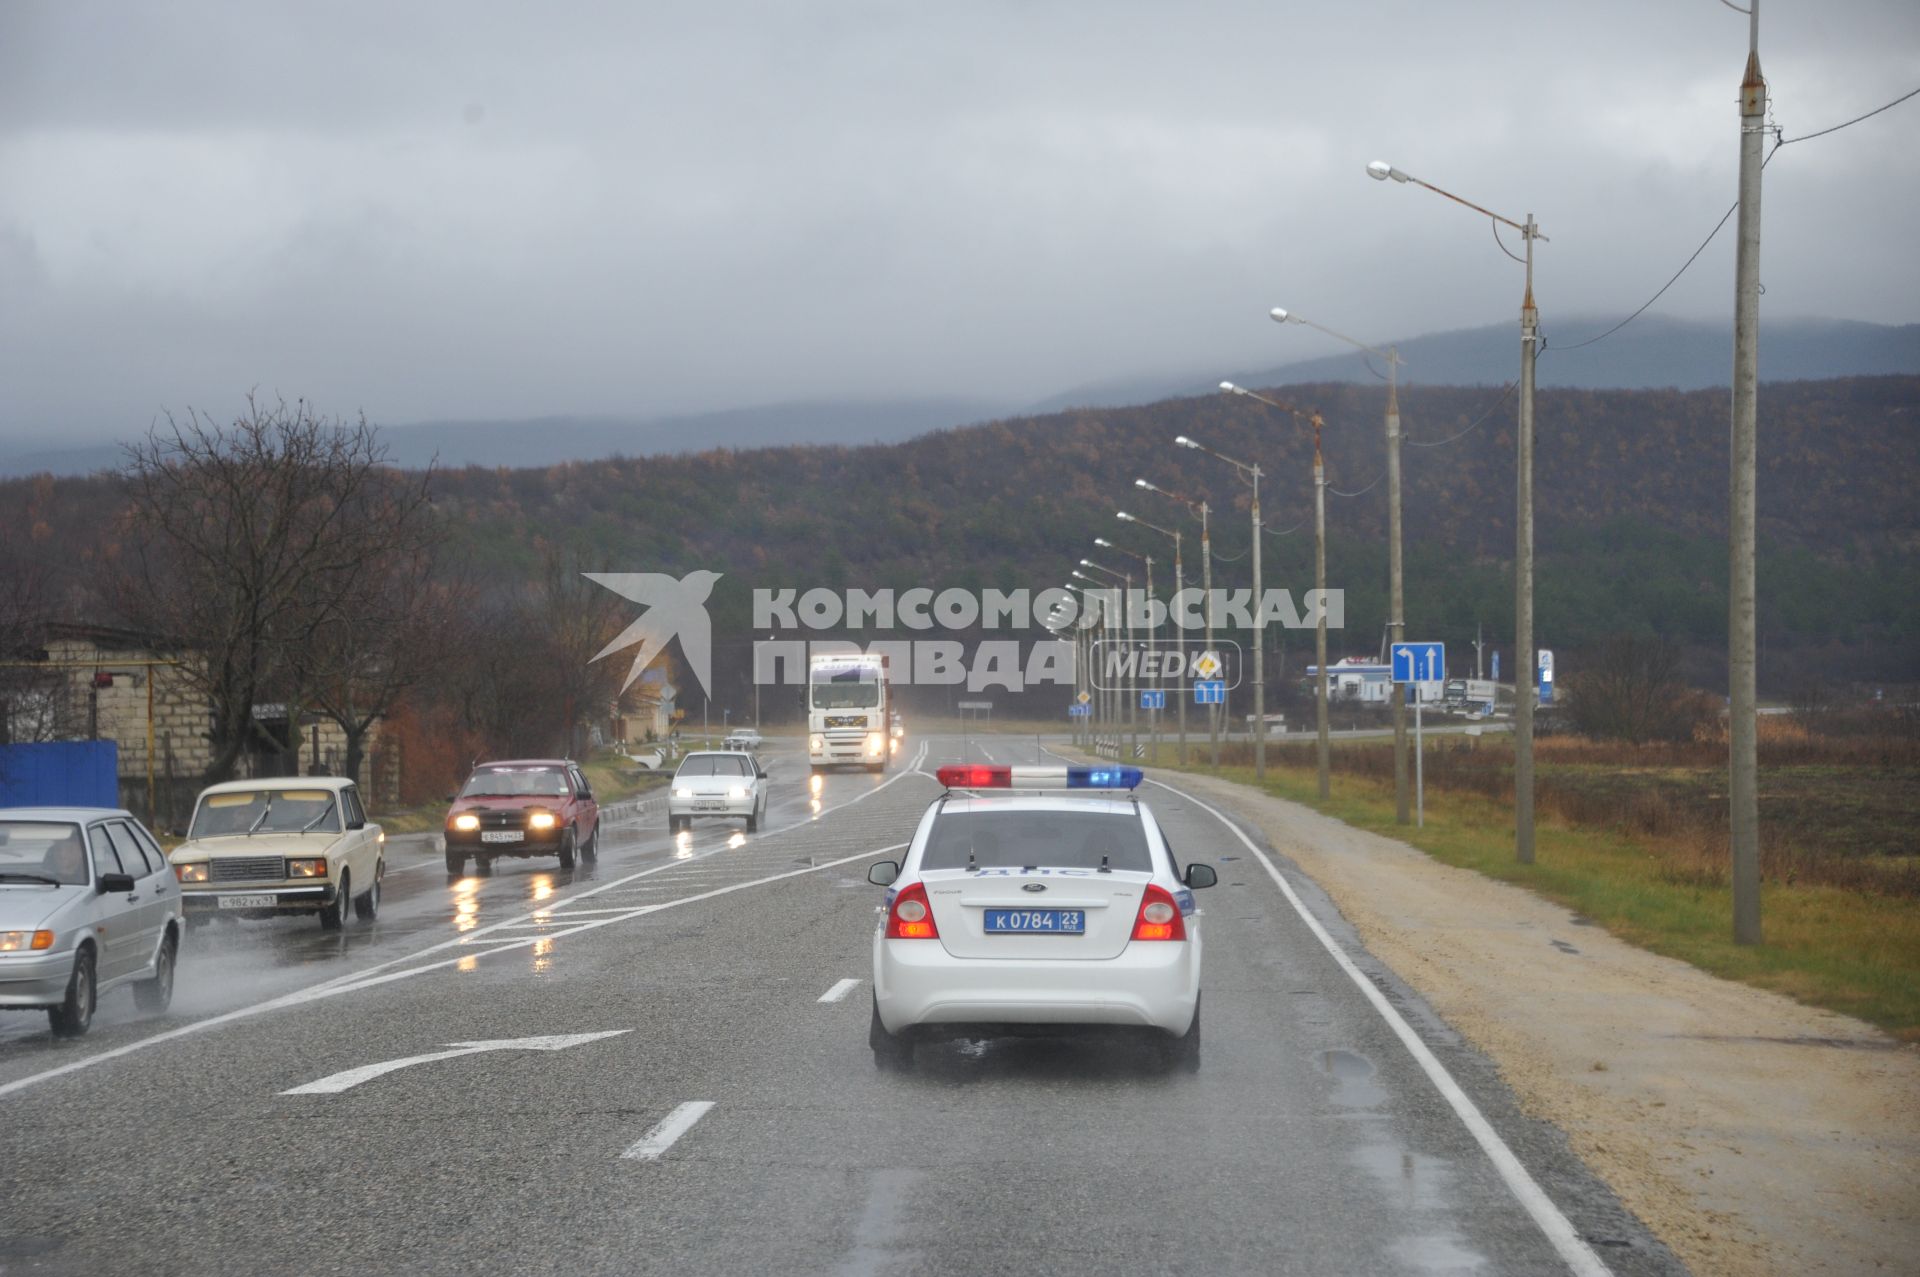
1080, 556, 1136, 762
1100, 535, 1158, 765
1217, 385, 1331, 799
1175, 430, 1273, 781
1272, 306, 1411, 823
1138, 477, 1219, 766
1119, 509, 1188, 765
1370, 158, 1546, 864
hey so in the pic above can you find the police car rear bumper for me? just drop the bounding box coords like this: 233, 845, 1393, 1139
873, 936, 1199, 1036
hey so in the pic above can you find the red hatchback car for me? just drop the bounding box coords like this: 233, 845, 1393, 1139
444, 760, 600, 875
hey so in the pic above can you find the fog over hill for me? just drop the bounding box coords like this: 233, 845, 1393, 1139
2, 315, 1914, 477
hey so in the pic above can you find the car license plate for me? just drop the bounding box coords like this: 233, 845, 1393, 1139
481, 831, 524, 843
983, 909, 1085, 934
695, 802, 726, 811
218, 894, 277, 909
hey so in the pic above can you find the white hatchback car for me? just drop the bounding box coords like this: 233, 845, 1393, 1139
667, 751, 769, 833
867, 764, 1215, 1071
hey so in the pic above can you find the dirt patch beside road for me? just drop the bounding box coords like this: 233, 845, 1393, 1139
1166, 769, 1920, 1277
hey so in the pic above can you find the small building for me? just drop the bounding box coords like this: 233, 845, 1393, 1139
1305, 657, 1445, 706
5, 622, 387, 828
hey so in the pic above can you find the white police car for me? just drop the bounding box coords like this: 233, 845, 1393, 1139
866, 764, 1215, 1071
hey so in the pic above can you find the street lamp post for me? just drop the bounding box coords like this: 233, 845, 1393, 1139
1119, 510, 1186, 764
1272, 307, 1410, 823
1215, 388, 1332, 800
1138, 479, 1218, 767
1369, 159, 1546, 863
1176, 432, 1269, 780
1100, 536, 1158, 764
1080, 557, 1135, 762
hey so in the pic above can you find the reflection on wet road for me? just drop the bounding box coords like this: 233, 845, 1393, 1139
0, 740, 880, 1051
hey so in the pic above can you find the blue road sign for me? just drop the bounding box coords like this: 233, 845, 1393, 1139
1140, 689, 1166, 711
1391, 642, 1445, 683
1194, 680, 1225, 705
1068, 703, 1090, 717
1492, 650, 1500, 682
1538, 649, 1555, 705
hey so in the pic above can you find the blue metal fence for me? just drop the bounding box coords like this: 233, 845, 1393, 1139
0, 741, 122, 809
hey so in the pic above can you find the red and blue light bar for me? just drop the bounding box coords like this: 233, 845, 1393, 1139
934, 765, 1142, 791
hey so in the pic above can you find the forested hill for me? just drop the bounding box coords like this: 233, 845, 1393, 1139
6, 376, 1916, 684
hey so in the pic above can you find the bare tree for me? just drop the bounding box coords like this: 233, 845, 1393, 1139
115, 395, 434, 783
1565, 634, 1711, 744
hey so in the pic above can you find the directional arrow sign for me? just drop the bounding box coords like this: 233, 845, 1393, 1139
1391, 642, 1445, 684
281, 1031, 630, 1095
1140, 689, 1166, 710
1194, 680, 1225, 705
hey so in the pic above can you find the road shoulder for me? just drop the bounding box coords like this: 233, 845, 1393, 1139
1159, 767, 1920, 1277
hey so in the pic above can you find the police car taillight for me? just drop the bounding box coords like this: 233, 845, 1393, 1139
885, 882, 939, 940
1130, 883, 1186, 942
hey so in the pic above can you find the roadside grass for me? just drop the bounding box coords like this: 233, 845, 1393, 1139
1166, 756, 1920, 1042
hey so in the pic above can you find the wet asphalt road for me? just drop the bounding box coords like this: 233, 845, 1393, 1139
0, 736, 1683, 1276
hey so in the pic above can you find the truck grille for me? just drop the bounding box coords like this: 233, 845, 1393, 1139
825, 715, 867, 729
212, 856, 286, 882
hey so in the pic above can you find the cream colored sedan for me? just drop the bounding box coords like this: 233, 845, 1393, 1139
169, 778, 385, 931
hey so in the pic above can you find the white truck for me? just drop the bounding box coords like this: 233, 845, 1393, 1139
1444, 678, 1499, 713
807, 651, 892, 774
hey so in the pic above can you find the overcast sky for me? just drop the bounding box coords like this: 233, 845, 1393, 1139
2, 0, 1916, 443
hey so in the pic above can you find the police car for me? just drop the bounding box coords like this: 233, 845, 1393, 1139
866, 764, 1216, 1071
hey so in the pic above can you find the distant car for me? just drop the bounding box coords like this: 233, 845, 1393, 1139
444, 760, 600, 875
169, 778, 386, 930
668, 751, 768, 832
866, 765, 1215, 1071
1, 807, 184, 1037
723, 729, 764, 751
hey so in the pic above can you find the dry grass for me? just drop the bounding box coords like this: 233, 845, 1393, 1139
1213, 721, 1920, 899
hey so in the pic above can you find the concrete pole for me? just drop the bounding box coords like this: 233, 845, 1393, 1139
1125, 572, 1138, 764
1251, 466, 1266, 780
1515, 215, 1539, 865
1386, 356, 1409, 823
1313, 425, 1330, 800
1144, 557, 1157, 764
1202, 507, 1218, 767
1173, 532, 1187, 765
1730, 4, 1765, 944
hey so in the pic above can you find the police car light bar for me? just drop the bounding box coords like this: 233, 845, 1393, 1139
934, 765, 1142, 791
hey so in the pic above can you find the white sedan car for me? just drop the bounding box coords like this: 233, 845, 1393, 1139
667, 751, 769, 833
867, 764, 1215, 1071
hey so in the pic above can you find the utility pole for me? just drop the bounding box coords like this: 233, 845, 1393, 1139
1513, 214, 1542, 865
1311, 419, 1329, 800
1730, 0, 1766, 944
1250, 464, 1266, 780
1385, 357, 1408, 823
1201, 505, 1217, 767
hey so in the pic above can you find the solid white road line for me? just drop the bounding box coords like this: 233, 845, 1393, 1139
817, 978, 862, 1003
1148, 777, 1611, 1277
621, 1101, 716, 1161
0, 823, 914, 1102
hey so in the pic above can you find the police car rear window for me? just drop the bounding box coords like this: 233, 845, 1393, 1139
921, 810, 1152, 873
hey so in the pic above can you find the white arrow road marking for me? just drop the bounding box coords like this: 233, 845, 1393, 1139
281, 1031, 630, 1095
817, 978, 862, 1003
621, 1101, 715, 1161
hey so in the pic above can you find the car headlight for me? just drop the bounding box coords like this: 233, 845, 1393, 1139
174, 862, 209, 883
452, 813, 480, 832
287, 858, 328, 878
674, 787, 694, 799
726, 786, 748, 799
866, 732, 884, 754
529, 811, 557, 831
0, 931, 55, 952
809, 735, 824, 752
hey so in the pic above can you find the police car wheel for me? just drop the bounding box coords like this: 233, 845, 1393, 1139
869, 996, 912, 1070
1160, 993, 1201, 1073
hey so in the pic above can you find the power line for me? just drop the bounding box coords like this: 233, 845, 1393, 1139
1329, 473, 1384, 499
1547, 80, 1917, 356
1404, 380, 1517, 448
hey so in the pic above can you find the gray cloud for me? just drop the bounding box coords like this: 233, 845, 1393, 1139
2, 0, 1917, 441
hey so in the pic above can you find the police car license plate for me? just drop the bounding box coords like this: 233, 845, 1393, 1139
481, 831, 523, 843
983, 909, 1085, 934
